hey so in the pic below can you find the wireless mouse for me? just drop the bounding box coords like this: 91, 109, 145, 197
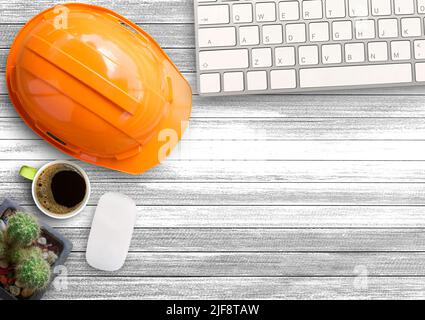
86, 193, 137, 272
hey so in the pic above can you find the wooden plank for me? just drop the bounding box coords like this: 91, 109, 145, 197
0, 24, 195, 49
4, 117, 425, 140
9, 205, 425, 229
4, 160, 425, 183
42, 276, 425, 299
3, 140, 425, 161
0, 0, 195, 24
60, 252, 425, 277
57, 228, 425, 252
2, 182, 425, 206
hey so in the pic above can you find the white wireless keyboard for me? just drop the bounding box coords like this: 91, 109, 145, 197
194, 0, 425, 95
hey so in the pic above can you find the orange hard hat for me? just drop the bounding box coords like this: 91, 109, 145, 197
6, 3, 192, 175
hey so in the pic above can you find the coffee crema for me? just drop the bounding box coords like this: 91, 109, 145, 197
35, 164, 87, 215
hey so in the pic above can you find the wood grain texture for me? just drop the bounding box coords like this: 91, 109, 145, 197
0, 0, 195, 24
1, 0, 425, 300
21, 205, 425, 229
57, 228, 425, 252
2, 182, 425, 206
4, 140, 425, 161
42, 277, 425, 300
5, 117, 425, 140
0, 24, 195, 49
4, 160, 425, 183
59, 252, 425, 276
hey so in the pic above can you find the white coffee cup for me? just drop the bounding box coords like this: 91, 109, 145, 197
19, 160, 91, 220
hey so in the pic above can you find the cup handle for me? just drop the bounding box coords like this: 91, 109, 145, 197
19, 166, 38, 181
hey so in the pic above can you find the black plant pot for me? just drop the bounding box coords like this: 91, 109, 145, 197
0, 198, 72, 300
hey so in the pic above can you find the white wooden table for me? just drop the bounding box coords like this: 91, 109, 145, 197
2, 0, 425, 300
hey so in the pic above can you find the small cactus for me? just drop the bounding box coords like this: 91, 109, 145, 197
16, 256, 51, 290
7, 246, 42, 265
7, 212, 40, 247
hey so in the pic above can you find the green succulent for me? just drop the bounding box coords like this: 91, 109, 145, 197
16, 256, 51, 290
7, 212, 40, 247
7, 246, 42, 265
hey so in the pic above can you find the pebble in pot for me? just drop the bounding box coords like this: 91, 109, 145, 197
21, 288, 35, 298
37, 237, 47, 246
9, 285, 21, 297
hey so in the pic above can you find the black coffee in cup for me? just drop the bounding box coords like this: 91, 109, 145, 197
35, 164, 87, 215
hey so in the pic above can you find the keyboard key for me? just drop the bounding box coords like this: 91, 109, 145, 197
279, 1, 300, 21
378, 19, 399, 38
198, 27, 236, 48
232, 3, 253, 23
270, 70, 297, 89
239, 26, 260, 45
223, 72, 244, 92
247, 71, 267, 91
255, 2, 276, 22
300, 64, 412, 88
325, 0, 346, 18
414, 40, 425, 59
371, 0, 391, 16
275, 47, 296, 66
309, 22, 330, 42
198, 5, 229, 25
355, 20, 375, 39
416, 63, 425, 81
391, 41, 412, 60
286, 23, 307, 43
418, 0, 425, 14
200, 73, 221, 94
401, 18, 422, 37
302, 1, 323, 20
394, 0, 415, 15
322, 44, 342, 64
199, 49, 249, 70
299, 45, 319, 65
368, 42, 388, 62
345, 43, 365, 63
252, 48, 272, 68
349, 0, 369, 17
332, 21, 352, 40
262, 25, 283, 44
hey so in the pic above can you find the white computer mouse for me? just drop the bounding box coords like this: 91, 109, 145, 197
86, 193, 137, 271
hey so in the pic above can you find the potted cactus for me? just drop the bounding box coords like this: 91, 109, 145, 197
0, 199, 72, 300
